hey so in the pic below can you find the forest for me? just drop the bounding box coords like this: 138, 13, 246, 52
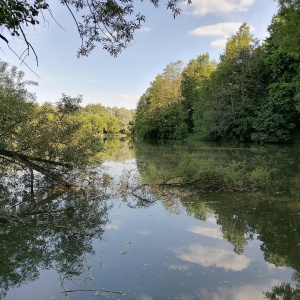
134, 2, 300, 143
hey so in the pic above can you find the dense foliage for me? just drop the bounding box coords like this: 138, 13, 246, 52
0, 60, 134, 187
135, 17, 300, 143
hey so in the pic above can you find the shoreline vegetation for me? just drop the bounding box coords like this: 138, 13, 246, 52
134, 19, 300, 144
1, 2, 300, 193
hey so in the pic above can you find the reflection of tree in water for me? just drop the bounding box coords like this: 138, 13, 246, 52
179, 191, 300, 266
0, 170, 110, 299
179, 194, 252, 255
264, 271, 300, 299
135, 141, 300, 267
101, 137, 135, 162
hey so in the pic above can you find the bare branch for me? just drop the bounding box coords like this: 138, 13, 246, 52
0, 33, 9, 43
61, 0, 84, 48
18, 26, 39, 66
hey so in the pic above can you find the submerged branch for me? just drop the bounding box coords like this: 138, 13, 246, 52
63, 288, 126, 295
18, 190, 67, 216
0, 149, 71, 167
0, 148, 80, 189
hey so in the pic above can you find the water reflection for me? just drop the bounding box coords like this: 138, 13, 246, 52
187, 225, 223, 239
1, 138, 300, 299
170, 243, 251, 271
135, 141, 300, 298
0, 163, 111, 299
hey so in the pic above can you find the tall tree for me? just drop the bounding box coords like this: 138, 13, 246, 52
193, 23, 263, 141
251, 20, 300, 143
181, 53, 216, 133
272, 0, 300, 57
135, 60, 184, 139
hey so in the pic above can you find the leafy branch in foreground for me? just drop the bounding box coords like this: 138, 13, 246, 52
0, 0, 191, 63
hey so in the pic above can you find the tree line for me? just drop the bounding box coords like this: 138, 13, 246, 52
134, 3, 300, 143
0, 60, 134, 188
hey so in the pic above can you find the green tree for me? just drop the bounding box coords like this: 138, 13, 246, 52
251, 21, 300, 143
135, 60, 184, 139
271, 0, 300, 57
84, 103, 107, 115
181, 53, 216, 133
0, 60, 103, 188
106, 106, 135, 134
56, 93, 82, 114
193, 23, 264, 141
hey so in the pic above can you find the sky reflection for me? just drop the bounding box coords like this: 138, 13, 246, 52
170, 243, 251, 271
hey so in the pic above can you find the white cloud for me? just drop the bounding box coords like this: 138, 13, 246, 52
170, 243, 251, 271
186, 0, 255, 16
139, 27, 152, 33
189, 22, 243, 37
187, 226, 223, 239
210, 38, 228, 47
189, 22, 255, 48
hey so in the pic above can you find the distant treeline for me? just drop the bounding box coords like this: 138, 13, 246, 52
42, 99, 135, 135
134, 4, 300, 143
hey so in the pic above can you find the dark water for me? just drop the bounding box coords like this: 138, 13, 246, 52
1, 139, 300, 300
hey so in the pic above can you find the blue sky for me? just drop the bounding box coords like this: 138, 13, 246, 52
1, 0, 278, 109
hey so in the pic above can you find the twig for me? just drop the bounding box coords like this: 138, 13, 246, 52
0, 32, 41, 78
46, 7, 67, 32
63, 289, 126, 295
61, 0, 84, 47
18, 25, 39, 66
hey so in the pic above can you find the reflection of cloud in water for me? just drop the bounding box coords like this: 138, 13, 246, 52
197, 280, 280, 300
176, 295, 195, 300
137, 294, 153, 300
266, 262, 286, 271
136, 229, 151, 235
187, 226, 222, 239
168, 264, 190, 271
170, 244, 250, 271
106, 220, 121, 230
207, 216, 217, 224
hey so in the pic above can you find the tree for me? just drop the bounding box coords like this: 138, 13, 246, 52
105, 106, 135, 134
0, 59, 103, 188
271, 0, 300, 57
0, 0, 191, 63
134, 60, 185, 139
56, 93, 82, 114
251, 28, 300, 143
193, 23, 263, 141
181, 53, 216, 132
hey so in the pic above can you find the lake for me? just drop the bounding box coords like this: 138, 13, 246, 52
1, 138, 300, 300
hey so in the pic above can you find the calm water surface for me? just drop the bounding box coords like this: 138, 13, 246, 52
2, 139, 300, 300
